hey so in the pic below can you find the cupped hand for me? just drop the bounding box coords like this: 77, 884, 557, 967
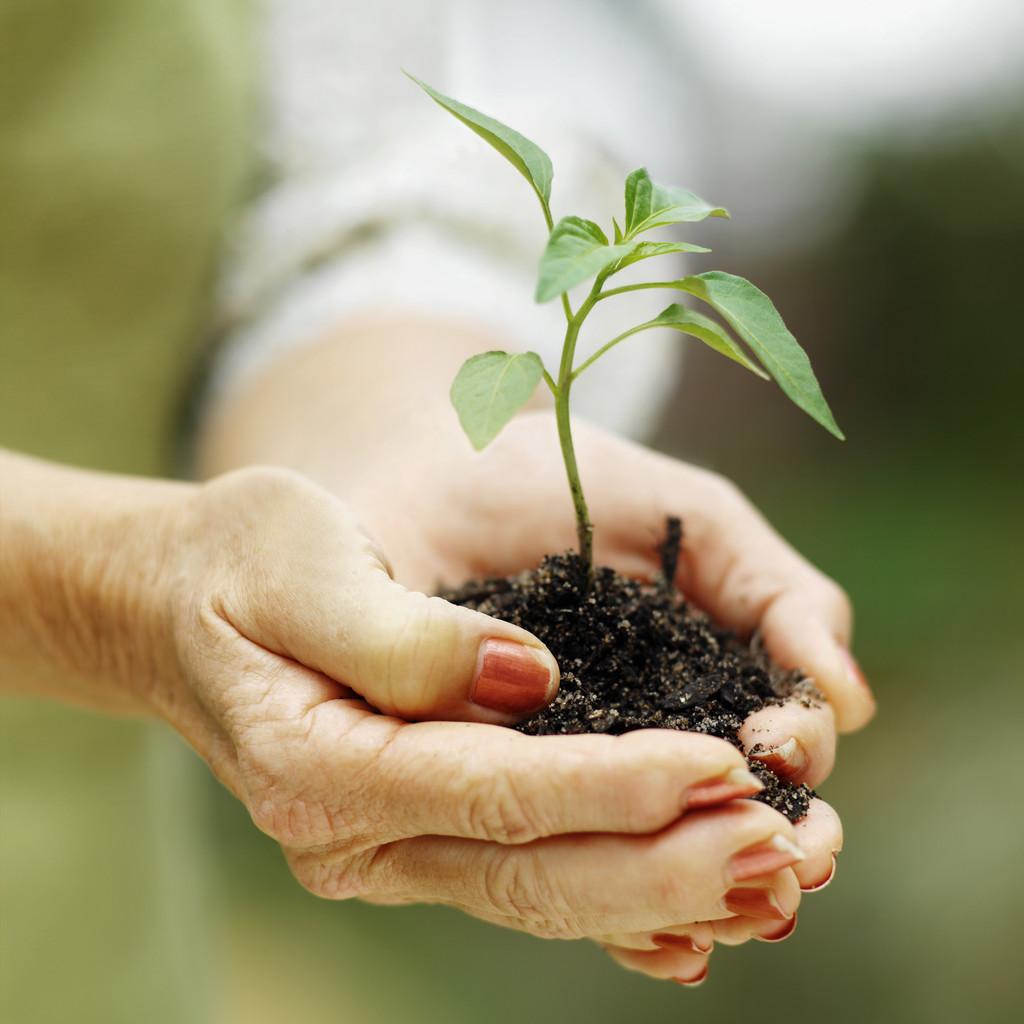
124, 466, 819, 965
599, 797, 842, 982
338, 411, 868, 979
350, 411, 875, 735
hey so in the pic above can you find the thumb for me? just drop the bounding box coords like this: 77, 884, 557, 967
261, 511, 560, 722
203, 468, 559, 723
344, 571, 561, 722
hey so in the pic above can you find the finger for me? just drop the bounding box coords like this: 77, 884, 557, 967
230, 478, 561, 723
601, 943, 710, 985
304, 711, 762, 845
722, 865, 802, 922
760, 592, 875, 734
288, 799, 803, 937
711, 912, 799, 946
216, 642, 765, 851
599, 921, 715, 953
631, 458, 876, 733
348, 574, 562, 722
791, 798, 843, 891
740, 697, 837, 788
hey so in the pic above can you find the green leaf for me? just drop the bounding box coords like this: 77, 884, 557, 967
623, 168, 729, 237
648, 305, 768, 378
611, 217, 624, 244
450, 351, 545, 450
676, 271, 844, 438
607, 240, 711, 275
535, 216, 634, 302
406, 73, 553, 206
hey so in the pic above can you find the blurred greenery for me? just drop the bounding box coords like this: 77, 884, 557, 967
3, 8, 1023, 1023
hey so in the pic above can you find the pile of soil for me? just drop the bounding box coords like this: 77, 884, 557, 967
443, 519, 819, 822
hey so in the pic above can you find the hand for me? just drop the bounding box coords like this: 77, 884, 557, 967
195, 342, 871, 979
119, 467, 824, 969
342, 412, 865, 977
2, 452, 833, 982
350, 410, 875, 734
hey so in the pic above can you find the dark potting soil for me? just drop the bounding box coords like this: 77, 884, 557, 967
442, 518, 818, 823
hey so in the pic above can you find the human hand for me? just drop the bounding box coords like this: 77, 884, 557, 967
339, 412, 865, 977
123, 467, 826, 972
185, 313, 869, 979
349, 410, 875, 735
4, 451, 838, 981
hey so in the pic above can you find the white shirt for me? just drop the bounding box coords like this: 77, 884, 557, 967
212, 0, 709, 440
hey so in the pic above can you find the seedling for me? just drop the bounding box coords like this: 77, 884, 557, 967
408, 74, 843, 574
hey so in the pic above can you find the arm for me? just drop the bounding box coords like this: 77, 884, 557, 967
0, 449, 185, 712
195, 313, 524, 500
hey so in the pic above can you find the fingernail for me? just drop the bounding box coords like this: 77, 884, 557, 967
685, 767, 763, 810
672, 965, 709, 987
728, 834, 806, 882
723, 887, 793, 920
800, 853, 837, 892
749, 737, 808, 783
470, 639, 557, 714
653, 933, 713, 955
756, 914, 799, 943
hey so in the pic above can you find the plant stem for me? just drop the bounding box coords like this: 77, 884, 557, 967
554, 384, 592, 572
537, 192, 592, 568
570, 322, 649, 381
554, 287, 601, 573
597, 280, 682, 301
538, 196, 575, 325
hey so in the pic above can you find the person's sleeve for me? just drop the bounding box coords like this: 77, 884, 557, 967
208, 0, 685, 440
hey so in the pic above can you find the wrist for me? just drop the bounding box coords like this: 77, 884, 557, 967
0, 451, 193, 712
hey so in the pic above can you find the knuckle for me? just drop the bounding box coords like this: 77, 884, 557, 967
237, 751, 291, 840
481, 848, 541, 917
247, 791, 286, 839
357, 591, 454, 711
481, 847, 537, 917
480, 849, 583, 939
248, 792, 339, 847
240, 746, 356, 848
235, 711, 377, 849
287, 848, 379, 902
465, 771, 544, 845
208, 464, 312, 508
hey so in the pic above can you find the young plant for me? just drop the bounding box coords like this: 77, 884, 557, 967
408, 74, 843, 574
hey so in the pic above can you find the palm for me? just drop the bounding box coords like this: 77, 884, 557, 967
364, 414, 669, 594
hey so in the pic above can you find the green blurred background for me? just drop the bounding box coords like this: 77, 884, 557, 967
2, 2, 1023, 1022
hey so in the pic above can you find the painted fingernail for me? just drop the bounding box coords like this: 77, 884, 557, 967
723, 887, 793, 920
800, 853, 837, 892
672, 965, 709, 987
756, 914, 799, 943
685, 767, 763, 810
470, 639, 558, 714
749, 737, 808, 783
728, 834, 806, 882
653, 933, 713, 955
